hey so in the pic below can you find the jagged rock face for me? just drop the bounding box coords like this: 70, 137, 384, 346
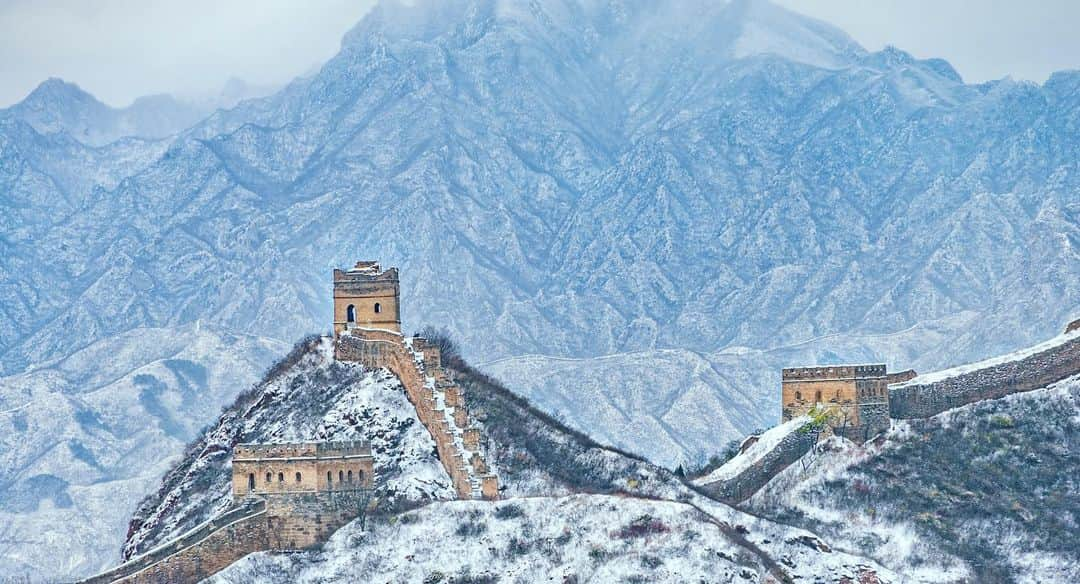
0, 0, 1077, 378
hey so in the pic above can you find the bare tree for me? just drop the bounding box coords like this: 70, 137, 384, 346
329, 487, 378, 532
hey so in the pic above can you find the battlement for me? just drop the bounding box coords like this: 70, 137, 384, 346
781, 364, 886, 381
781, 362, 890, 443
333, 261, 401, 334
331, 260, 499, 501
231, 440, 373, 499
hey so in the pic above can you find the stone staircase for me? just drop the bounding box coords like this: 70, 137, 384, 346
336, 329, 499, 500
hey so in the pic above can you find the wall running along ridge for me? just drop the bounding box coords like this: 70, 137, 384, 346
335, 329, 499, 500
698, 424, 818, 504
889, 330, 1080, 419
80, 491, 366, 584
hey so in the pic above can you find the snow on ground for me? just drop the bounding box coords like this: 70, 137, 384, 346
892, 328, 1080, 387
211, 494, 762, 583
750, 377, 1080, 583
122, 337, 453, 558
693, 414, 808, 486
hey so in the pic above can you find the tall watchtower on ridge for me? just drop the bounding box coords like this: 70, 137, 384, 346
333, 261, 401, 334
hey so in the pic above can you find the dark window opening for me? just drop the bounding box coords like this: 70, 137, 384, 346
374, 302, 381, 314
327, 471, 332, 483
248, 473, 255, 491
266, 472, 272, 483
339, 470, 344, 482
348, 470, 353, 482
295, 472, 302, 483
278, 472, 284, 483
346, 304, 356, 323
815, 390, 822, 402
359, 470, 365, 482
795, 391, 802, 400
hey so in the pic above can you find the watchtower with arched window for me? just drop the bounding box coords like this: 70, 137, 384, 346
779, 364, 891, 443
231, 440, 375, 499
332, 261, 401, 335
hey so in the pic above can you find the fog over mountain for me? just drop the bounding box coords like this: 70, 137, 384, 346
0, 0, 1077, 578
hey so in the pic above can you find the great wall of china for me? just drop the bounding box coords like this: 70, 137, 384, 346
697, 319, 1080, 503
80, 263, 499, 583
79, 258, 1080, 582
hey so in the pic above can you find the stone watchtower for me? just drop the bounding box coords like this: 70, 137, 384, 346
333, 261, 401, 335
781, 364, 890, 442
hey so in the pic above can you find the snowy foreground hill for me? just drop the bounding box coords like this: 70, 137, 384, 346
118, 336, 901, 583
118, 329, 1079, 583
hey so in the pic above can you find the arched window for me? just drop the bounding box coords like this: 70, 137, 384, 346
295, 472, 302, 483
327, 471, 332, 483
795, 391, 801, 401
358, 470, 364, 482
278, 472, 284, 483
346, 304, 356, 323
339, 470, 344, 482
248, 473, 255, 491
348, 470, 353, 482
374, 302, 381, 314
266, 472, 272, 483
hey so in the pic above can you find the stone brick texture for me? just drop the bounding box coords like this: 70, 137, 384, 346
81, 490, 374, 584
335, 329, 499, 501
701, 426, 818, 504
889, 333, 1080, 419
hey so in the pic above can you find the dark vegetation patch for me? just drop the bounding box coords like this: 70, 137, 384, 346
762, 386, 1079, 583
447, 351, 665, 495
612, 515, 670, 540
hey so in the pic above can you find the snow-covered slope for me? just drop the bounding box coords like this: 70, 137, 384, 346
2, 79, 212, 146
2, 0, 1079, 576
694, 414, 808, 486
122, 336, 453, 560
118, 337, 904, 583
750, 376, 1080, 583
0, 324, 284, 581
483, 311, 986, 466
207, 494, 832, 583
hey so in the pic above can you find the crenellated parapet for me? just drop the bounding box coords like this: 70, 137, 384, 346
335, 327, 499, 501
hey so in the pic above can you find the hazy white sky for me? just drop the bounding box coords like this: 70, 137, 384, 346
1, 0, 1077, 108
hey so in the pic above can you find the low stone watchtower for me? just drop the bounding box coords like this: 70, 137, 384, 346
781, 364, 890, 442
232, 441, 374, 499
333, 261, 401, 335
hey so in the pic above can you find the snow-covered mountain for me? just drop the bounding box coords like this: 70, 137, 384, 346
0, 324, 283, 580
0, 0, 1078, 577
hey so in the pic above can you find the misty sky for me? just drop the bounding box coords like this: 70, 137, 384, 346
1, 0, 1078, 108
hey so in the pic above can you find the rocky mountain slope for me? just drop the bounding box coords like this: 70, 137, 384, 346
0, 324, 283, 581
750, 365, 1080, 583
2, 0, 1079, 576
1, 0, 1077, 386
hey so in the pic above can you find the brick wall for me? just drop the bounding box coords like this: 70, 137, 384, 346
335, 330, 499, 500
700, 427, 818, 504
890, 334, 1080, 419
80, 491, 368, 584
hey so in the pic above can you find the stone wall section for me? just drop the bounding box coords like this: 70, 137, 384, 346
335, 329, 499, 500
81, 491, 367, 584
700, 426, 818, 504
890, 332, 1080, 419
